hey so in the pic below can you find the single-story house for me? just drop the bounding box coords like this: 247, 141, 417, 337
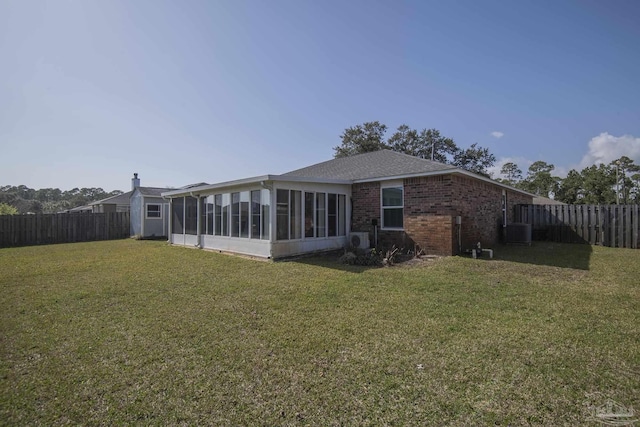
129, 173, 188, 238
89, 191, 133, 213
162, 150, 534, 259
130, 187, 171, 238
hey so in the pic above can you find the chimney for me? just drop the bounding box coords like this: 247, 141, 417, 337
132, 173, 140, 190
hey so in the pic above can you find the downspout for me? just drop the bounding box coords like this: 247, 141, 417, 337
260, 181, 273, 191
191, 191, 201, 249
162, 195, 171, 243
260, 181, 274, 258
182, 196, 186, 246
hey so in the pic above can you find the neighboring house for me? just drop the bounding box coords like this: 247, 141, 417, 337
162, 150, 534, 259
60, 193, 130, 213
130, 187, 171, 238
129, 173, 177, 238
532, 196, 566, 205
89, 191, 133, 213
64, 204, 93, 213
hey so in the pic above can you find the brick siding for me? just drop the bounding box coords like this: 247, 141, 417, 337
350, 174, 533, 256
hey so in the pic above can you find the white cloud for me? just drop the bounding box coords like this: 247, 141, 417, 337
579, 132, 640, 168
491, 131, 504, 139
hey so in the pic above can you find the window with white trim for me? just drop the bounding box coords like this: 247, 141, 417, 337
146, 203, 162, 219
501, 190, 507, 227
381, 186, 403, 229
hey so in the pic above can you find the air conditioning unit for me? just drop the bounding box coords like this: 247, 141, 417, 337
506, 223, 532, 245
349, 232, 370, 249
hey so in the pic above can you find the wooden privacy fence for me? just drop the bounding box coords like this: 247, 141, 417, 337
515, 204, 639, 249
0, 212, 130, 248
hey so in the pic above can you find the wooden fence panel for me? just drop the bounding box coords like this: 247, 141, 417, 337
631, 205, 640, 249
0, 212, 130, 248
516, 204, 638, 249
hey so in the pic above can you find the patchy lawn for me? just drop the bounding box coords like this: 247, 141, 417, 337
1, 240, 638, 426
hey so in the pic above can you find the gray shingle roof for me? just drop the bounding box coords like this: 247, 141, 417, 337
89, 191, 133, 206
281, 149, 456, 181
136, 187, 173, 197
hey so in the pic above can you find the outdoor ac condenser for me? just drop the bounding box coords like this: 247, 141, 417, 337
506, 223, 532, 245
349, 232, 370, 249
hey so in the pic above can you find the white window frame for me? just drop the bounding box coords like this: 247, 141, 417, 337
146, 203, 162, 219
381, 181, 404, 230
501, 190, 507, 227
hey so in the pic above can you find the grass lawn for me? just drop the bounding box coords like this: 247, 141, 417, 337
1, 240, 638, 426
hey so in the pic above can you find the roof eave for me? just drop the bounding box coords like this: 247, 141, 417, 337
354, 169, 535, 197
161, 175, 276, 197
352, 168, 458, 183
161, 174, 353, 197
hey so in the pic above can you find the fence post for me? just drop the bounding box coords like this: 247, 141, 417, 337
631, 205, 640, 249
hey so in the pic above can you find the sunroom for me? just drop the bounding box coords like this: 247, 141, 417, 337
162, 175, 352, 259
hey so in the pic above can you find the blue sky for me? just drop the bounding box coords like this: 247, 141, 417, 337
1, 0, 639, 192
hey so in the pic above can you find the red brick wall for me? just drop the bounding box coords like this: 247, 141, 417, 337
404, 215, 455, 255
449, 175, 500, 248
403, 176, 457, 255
449, 175, 533, 248
351, 182, 380, 232
350, 174, 533, 255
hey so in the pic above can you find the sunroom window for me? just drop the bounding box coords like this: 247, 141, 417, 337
303, 192, 347, 239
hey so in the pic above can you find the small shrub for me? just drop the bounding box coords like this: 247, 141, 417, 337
339, 247, 383, 266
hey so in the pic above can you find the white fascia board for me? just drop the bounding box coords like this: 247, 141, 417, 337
161, 174, 352, 198
161, 175, 275, 197
354, 169, 535, 197
453, 170, 536, 197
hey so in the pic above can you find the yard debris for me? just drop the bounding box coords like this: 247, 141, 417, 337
339, 244, 441, 267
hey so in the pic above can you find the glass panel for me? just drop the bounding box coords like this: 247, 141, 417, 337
199, 199, 207, 234
290, 190, 302, 240
328, 193, 337, 237
231, 192, 240, 237
199, 198, 205, 234
185, 196, 198, 235
338, 195, 346, 236
222, 193, 230, 236
383, 207, 403, 228
276, 189, 289, 240
172, 197, 184, 234
261, 189, 270, 240
305, 192, 314, 238
214, 194, 222, 236
382, 187, 403, 207
147, 204, 161, 218
240, 191, 250, 238
316, 193, 326, 238
251, 190, 261, 239
205, 195, 214, 235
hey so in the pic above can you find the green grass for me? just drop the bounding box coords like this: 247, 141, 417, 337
1, 240, 638, 426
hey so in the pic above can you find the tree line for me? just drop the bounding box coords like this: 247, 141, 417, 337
497, 157, 640, 204
334, 121, 496, 177
334, 121, 640, 204
0, 185, 123, 214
